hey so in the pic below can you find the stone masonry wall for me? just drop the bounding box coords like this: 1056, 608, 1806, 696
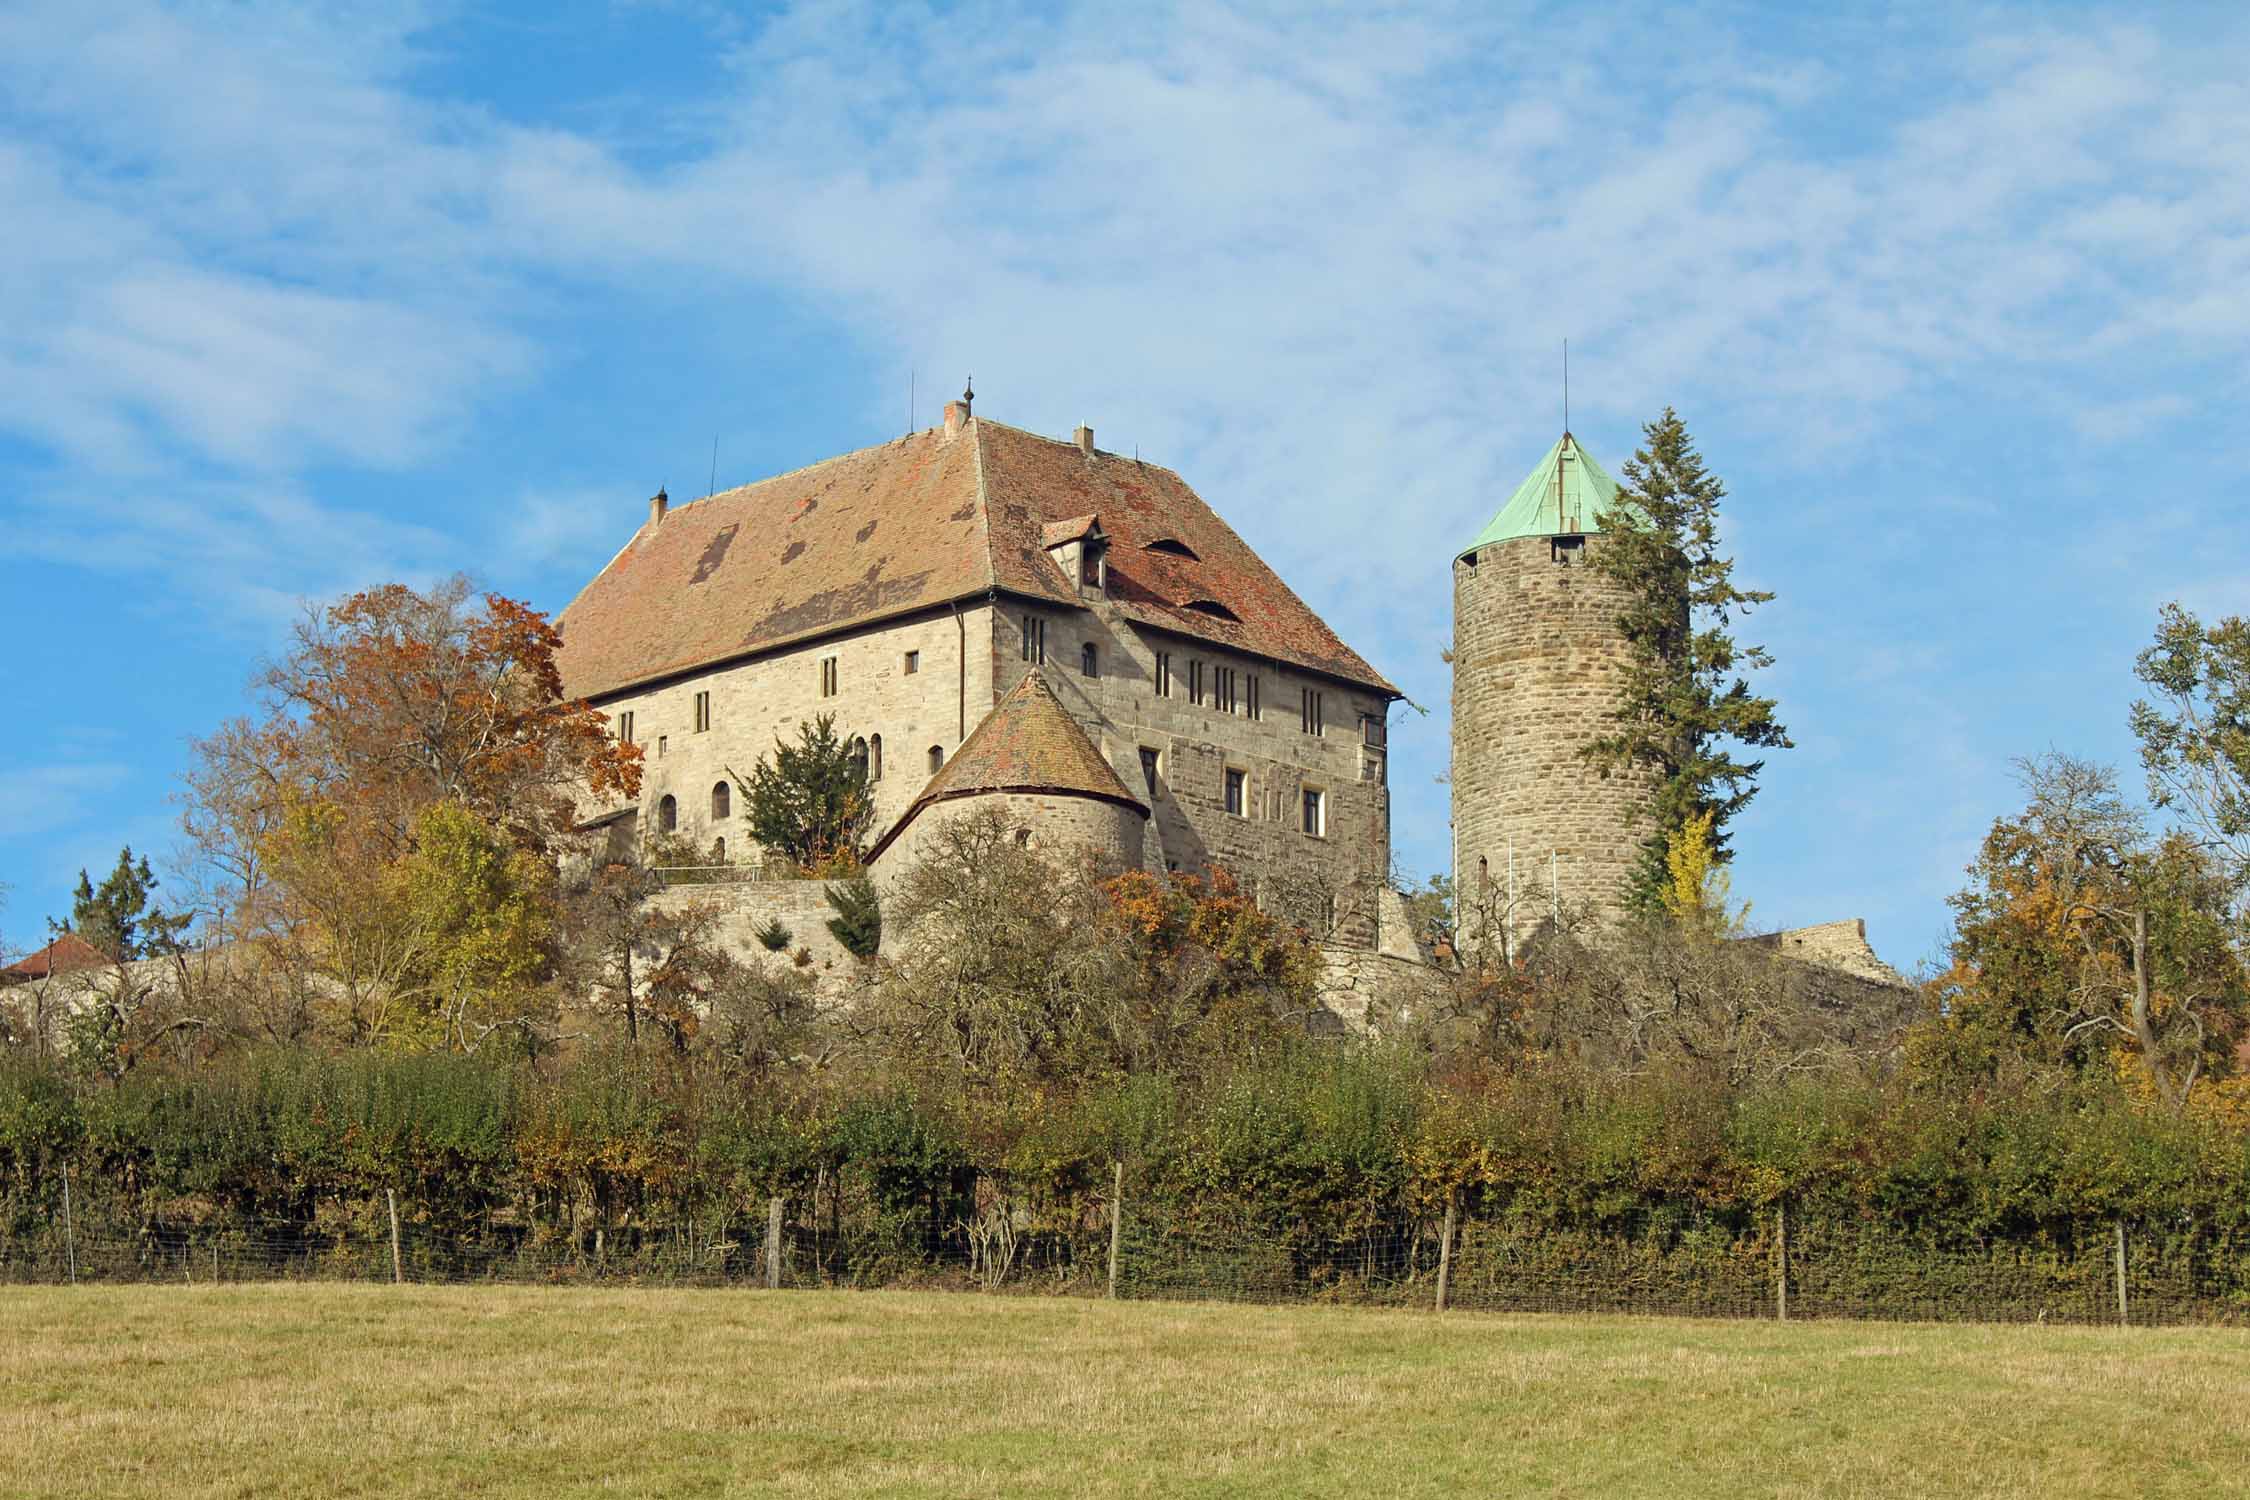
647, 878, 860, 974
591, 601, 997, 858
875, 790, 1147, 892
993, 594, 1394, 949
1451, 533, 1658, 944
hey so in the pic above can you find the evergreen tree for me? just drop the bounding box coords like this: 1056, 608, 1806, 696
1586, 408, 1790, 913
737, 714, 873, 872
824, 876, 883, 959
68, 847, 186, 962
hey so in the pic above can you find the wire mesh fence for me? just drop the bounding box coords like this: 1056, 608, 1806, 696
5, 1188, 2248, 1327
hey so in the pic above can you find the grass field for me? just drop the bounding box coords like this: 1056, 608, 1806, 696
4, 1287, 2247, 1498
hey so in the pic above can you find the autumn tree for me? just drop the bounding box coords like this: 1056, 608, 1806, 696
246, 575, 639, 857
177, 578, 638, 1049
2131, 603, 2250, 909
735, 714, 872, 873
1587, 408, 1789, 913
1925, 753, 2248, 1111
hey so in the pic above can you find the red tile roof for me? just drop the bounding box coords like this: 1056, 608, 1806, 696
555, 416, 1396, 701
866, 669, 1144, 863
1, 931, 108, 982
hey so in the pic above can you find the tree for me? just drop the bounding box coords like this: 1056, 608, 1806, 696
824, 877, 883, 959
2131, 603, 2250, 905
247, 576, 640, 858
1926, 753, 2248, 1111
69, 848, 187, 963
736, 714, 873, 872
1657, 810, 1741, 938
1587, 408, 1790, 912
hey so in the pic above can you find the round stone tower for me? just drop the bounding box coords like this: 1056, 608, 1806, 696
1451, 431, 1654, 951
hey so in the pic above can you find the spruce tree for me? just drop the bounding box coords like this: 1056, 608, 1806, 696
737, 714, 873, 872
1586, 408, 1790, 913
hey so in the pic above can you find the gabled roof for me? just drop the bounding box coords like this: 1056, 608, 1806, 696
1459, 432, 1623, 557
866, 669, 1145, 863
1, 932, 108, 983
555, 416, 1396, 701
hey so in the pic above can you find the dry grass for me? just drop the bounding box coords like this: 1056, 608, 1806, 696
3, 1286, 2247, 1497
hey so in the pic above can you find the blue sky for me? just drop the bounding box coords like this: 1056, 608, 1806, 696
3, 0, 2246, 972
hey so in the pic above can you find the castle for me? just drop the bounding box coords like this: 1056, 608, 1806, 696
556, 389, 1401, 951
556, 393, 1895, 985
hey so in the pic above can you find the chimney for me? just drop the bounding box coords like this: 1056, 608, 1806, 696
648, 487, 668, 528
1074, 424, 1094, 458
943, 375, 974, 440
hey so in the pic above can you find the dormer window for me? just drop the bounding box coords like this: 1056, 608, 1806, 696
1182, 598, 1240, 623
1551, 534, 1585, 565
1145, 537, 1199, 560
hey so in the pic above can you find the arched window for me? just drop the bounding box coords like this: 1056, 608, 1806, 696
712, 835, 726, 862
1081, 641, 1098, 678
868, 733, 883, 782
850, 736, 870, 782
656, 794, 677, 833
711, 781, 731, 820
928, 745, 944, 774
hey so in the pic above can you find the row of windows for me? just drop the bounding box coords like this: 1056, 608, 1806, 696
649, 736, 947, 835
1141, 751, 1326, 838
1155, 652, 1269, 722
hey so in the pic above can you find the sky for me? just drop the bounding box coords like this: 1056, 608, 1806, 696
2, 0, 2246, 973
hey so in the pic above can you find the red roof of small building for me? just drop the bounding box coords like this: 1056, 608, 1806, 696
866, 669, 1145, 863
555, 416, 1396, 701
1, 932, 108, 982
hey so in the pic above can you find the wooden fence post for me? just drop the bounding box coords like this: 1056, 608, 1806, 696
63, 1168, 76, 1286
766, 1196, 784, 1290
1107, 1162, 1124, 1300
387, 1189, 403, 1285
1436, 1198, 1457, 1314
1774, 1200, 1788, 1322
2115, 1220, 2128, 1326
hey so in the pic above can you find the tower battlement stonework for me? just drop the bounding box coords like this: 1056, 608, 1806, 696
1451, 432, 1659, 947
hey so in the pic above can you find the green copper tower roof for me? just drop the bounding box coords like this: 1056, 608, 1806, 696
1458, 432, 1621, 558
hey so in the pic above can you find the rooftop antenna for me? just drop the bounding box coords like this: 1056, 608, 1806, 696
1557, 338, 1569, 532
708, 433, 719, 499
909, 369, 915, 434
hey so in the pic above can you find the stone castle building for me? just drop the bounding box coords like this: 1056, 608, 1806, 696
1450, 431, 1654, 949
555, 389, 1402, 948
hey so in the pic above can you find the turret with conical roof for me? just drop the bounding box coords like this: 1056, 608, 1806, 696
1450, 430, 1659, 950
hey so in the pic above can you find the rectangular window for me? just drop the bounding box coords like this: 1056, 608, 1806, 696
657, 735, 668, 759
1139, 747, 1160, 794
1361, 712, 1385, 749
1156, 653, 1173, 697
1247, 675, 1261, 721
1021, 614, 1046, 663
1225, 768, 1246, 817
615, 711, 634, 743
820, 657, 839, 697
693, 691, 711, 733
1301, 788, 1326, 837
1301, 688, 1325, 736
1081, 641, 1098, 678
1189, 660, 1205, 706
903, 650, 920, 675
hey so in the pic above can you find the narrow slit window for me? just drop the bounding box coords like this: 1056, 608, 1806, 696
1081, 641, 1098, 678
1139, 747, 1160, 794
1021, 615, 1046, 664
693, 691, 712, 733
820, 657, 839, 697
868, 734, 882, 782
1155, 652, 1172, 697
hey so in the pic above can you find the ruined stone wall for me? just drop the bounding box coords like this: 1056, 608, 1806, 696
590, 601, 997, 860
993, 597, 1394, 949
1451, 533, 1657, 944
